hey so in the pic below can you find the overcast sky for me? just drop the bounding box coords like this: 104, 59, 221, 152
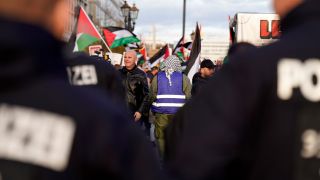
132, 0, 274, 43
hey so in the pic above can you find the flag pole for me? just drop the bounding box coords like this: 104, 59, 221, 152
182, 0, 186, 38
80, 7, 113, 53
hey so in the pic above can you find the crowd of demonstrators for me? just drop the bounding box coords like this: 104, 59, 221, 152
166, 0, 320, 180
0, 0, 163, 180
191, 59, 216, 96
2, 0, 320, 179
149, 55, 192, 159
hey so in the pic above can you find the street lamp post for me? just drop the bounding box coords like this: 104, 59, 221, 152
183, 0, 186, 38
121, 1, 139, 32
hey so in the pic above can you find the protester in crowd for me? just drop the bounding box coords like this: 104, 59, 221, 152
147, 66, 160, 85
166, 0, 320, 179
191, 59, 216, 96
223, 42, 257, 64
146, 67, 160, 146
150, 55, 191, 159
0, 0, 163, 179
66, 52, 125, 102
119, 50, 150, 123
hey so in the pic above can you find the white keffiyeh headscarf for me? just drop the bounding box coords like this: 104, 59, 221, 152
160, 55, 182, 86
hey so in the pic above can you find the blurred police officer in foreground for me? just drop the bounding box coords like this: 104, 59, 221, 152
166, 0, 320, 179
0, 0, 162, 179
66, 52, 125, 102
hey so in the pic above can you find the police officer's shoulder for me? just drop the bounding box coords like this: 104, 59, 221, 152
68, 52, 114, 69
61, 84, 130, 127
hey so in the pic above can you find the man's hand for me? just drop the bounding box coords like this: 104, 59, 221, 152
134, 112, 142, 122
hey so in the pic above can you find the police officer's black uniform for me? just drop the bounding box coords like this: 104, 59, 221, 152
166, 1, 320, 179
66, 52, 125, 102
0, 18, 162, 180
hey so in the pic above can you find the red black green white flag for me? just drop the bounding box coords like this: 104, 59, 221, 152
148, 44, 170, 68
103, 27, 140, 49
73, 7, 104, 52
185, 23, 201, 82
173, 36, 192, 61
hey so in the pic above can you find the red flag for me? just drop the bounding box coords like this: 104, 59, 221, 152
103, 29, 116, 47
139, 47, 147, 60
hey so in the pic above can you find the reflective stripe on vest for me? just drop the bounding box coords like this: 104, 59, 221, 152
151, 71, 185, 114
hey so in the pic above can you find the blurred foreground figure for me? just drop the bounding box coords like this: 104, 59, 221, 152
0, 0, 162, 179
66, 52, 125, 102
223, 42, 257, 64
166, 0, 320, 179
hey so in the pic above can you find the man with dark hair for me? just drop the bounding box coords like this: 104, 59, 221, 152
191, 59, 216, 96
166, 0, 320, 179
0, 0, 162, 179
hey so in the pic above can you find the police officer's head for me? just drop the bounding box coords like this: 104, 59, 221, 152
273, 0, 303, 18
0, 0, 70, 39
124, 50, 138, 70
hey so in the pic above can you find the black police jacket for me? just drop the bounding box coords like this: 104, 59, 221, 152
119, 66, 150, 115
0, 18, 162, 180
65, 52, 125, 102
166, 1, 320, 180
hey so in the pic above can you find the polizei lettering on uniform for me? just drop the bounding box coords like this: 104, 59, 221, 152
67, 65, 98, 86
0, 104, 75, 171
277, 58, 320, 102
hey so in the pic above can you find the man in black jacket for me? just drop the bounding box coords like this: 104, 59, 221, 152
191, 59, 216, 96
166, 0, 320, 179
119, 50, 150, 123
0, 0, 162, 179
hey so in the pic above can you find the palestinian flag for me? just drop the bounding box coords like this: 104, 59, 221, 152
103, 27, 140, 49
139, 47, 147, 60
74, 7, 101, 52
148, 44, 170, 68
185, 24, 201, 82
173, 37, 192, 61
173, 36, 184, 54
229, 15, 235, 45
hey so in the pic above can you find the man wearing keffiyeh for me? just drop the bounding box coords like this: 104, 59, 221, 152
149, 55, 191, 159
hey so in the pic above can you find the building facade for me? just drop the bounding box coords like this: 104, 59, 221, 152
201, 38, 229, 63
88, 0, 124, 28
65, 0, 125, 41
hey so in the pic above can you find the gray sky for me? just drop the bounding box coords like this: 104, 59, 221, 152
132, 0, 274, 43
